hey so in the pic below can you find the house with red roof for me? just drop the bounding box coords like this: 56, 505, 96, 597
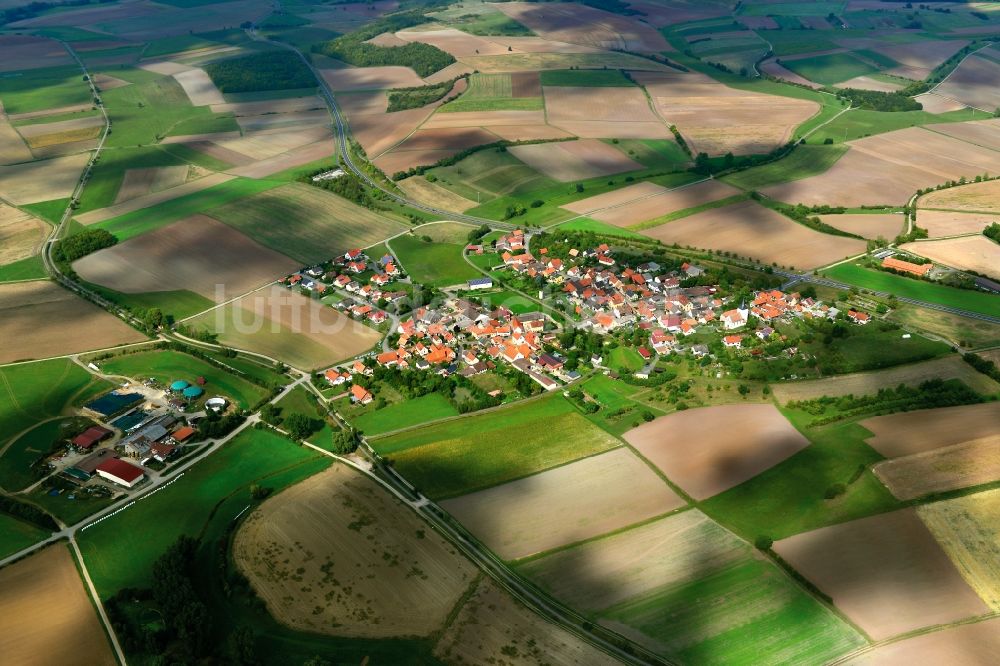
350, 384, 373, 405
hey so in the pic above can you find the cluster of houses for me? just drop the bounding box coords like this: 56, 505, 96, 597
282, 248, 405, 327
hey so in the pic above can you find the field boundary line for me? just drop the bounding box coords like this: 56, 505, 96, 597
928, 41, 996, 114
68, 539, 127, 666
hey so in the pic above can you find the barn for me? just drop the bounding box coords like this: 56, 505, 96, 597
95, 458, 145, 488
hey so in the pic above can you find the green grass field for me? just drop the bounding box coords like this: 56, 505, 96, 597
206, 182, 407, 264
608, 139, 690, 170
440, 72, 543, 112
389, 235, 480, 287
84, 283, 214, 321
0, 65, 93, 114
741, 1, 844, 16
825, 263, 1000, 318
723, 145, 849, 191
608, 346, 645, 373
557, 217, 648, 238
0, 256, 47, 283
22, 198, 69, 224
93, 178, 281, 241
800, 324, 950, 374
806, 107, 980, 144
702, 417, 902, 540
782, 53, 878, 85
351, 392, 459, 436
0, 417, 92, 492
0, 513, 50, 560
476, 289, 537, 314
540, 69, 635, 87
99, 350, 269, 408
76, 146, 189, 213
77, 427, 330, 595
374, 394, 621, 499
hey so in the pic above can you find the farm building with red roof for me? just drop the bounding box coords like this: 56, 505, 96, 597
95, 458, 145, 488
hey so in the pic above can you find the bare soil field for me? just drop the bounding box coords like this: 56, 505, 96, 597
210, 96, 324, 116
926, 118, 1000, 152
628, 0, 728, 27
876, 39, 968, 80
337, 91, 438, 158
642, 199, 865, 269
488, 124, 575, 141
234, 463, 475, 638
396, 28, 512, 57
837, 76, 902, 92
759, 59, 823, 88
0, 118, 33, 165
862, 402, 1000, 458
934, 55, 1000, 111
562, 180, 668, 215
441, 448, 682, 560
320, 66, 424, 91
75, 173, 234, 225
0, 35, 72, 72
633, 71, 818, 155
0, 203, 47, 265
0, 281, 146, 363
73, 214, 298, 301
845, 618, 1000, 666
0, 154, 89, 205
193, 285, 381, 369
919, 488, 1000, 611
914, 92, 967, 114
472, 36, 603, 55
511, 71, 542, 97
818, 213, 904, 239
366, 31, 407, 47
423, 61, 475, 85
376, 127, 499, 173
425, 109, 546, 128
113, 165, 188, 204
739, 15, 780, 30
772, 356, 1000, 403
764, 127, 1000, 207
493, 2, 669, 53
226, 138, 337, 179
510, 139, 642, 181
0, 545, 116, 666
214, 126, 332, 162
139, 60, 190, 76
461, 52, 671, 74
874, 434, 1000, 500
397, 176, 478, 212
569, 180, 738, 227
918, 176, 1000, 213
544, 85, 671, 139
434, 577, 614, 666
90, 73, 131, 90
235, 109, 331, 132
903, 236, 1000, 278
912, 210, 995, 237
774, 508, 988, 641
375, 149, 456, 175
624, 403, 809, 500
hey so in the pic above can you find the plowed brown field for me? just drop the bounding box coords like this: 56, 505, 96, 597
510, 139, 641, 181
861, 402, 1000, 458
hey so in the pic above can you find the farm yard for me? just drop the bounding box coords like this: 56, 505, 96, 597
73, 214, 299, 302
234, 463, 476, 638
640, 199, 866, 269
187, 286, 382, 371
774, 509, 988, 640
0, 545, 116, 666
0, 281, 147, 364
624, 404, 810, 500
441, 447, 683, 560
519, 510, 865, 664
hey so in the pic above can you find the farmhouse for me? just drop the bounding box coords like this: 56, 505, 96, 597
95, 458, 145, 488
351, 384, 373, 405
723, 334, 743, 348
882, 256, 932, 277
848, 310, 871, 325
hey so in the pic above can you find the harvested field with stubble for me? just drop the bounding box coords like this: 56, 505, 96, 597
397, 176, 477, 212
0, 203, 47, 266
434, 577, 615, 666
925, 119, 1000, 153
543, 85, 671, 139
565, 179, 737, 227
0, 117, 34, 164
919, 177, 1000, 214
0, 545, 116, 666
641, 199, 865, 269
764, 126, 1000, 207
189, 285, 381, 370
760, 59, 823, 88
876, 39, 968, 80
772, 356, 1000, 403
845, 618, 1000, 666
212, 126, 332, 162
207, 182, 408, 264
509, 139, 641, 181
914, 92, 967, 114
775, 508, 988, 641
903, 236, 1000, 278
234, 463, 476, 638
633, 70, 818, 156
320, 66, 424, 92
862, 402, 1000, 458
624, 404, 809, 500
818, 213, 903, 239
0, 154, 89, 205
912, 210, 995, 237
336, 90, 437, 158
520, 510, 864, 664
0, 280, 146, 363
73, 214, 298, 301
226, 138, 336, 179
874, 434, 1000, 501
919, 488, 1000, 611
441, 448, 683, 561
424, 109, 545, 129
16, 114, 103, 146
395, 28, 511, 57
76, 173, 234, 225
934, 55, 1000, 112
113, 165, 188, 203
461, 51, 670, 74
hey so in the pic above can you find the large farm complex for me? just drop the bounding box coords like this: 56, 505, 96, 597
2, 0, 1000, 663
